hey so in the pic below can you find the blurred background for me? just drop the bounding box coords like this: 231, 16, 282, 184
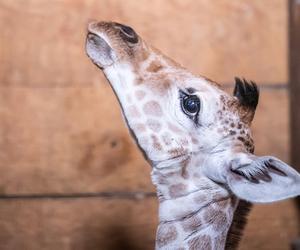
0, 0, 299, 249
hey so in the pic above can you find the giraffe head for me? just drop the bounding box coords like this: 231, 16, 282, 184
86, 21, 300, 204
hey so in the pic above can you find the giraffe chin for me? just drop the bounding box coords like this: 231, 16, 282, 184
86, 32, 116, 69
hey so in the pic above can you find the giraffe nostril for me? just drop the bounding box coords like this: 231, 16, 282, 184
114, 23, 139, 44
118, 24, 134, 36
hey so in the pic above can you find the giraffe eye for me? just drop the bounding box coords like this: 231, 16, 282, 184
179, 90, 201, 125
182, 95, 200, 115
181, 95, 200, 117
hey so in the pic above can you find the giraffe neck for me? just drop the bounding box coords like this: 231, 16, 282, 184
151, 163, 240, 250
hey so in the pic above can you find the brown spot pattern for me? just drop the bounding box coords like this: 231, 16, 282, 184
212, 211, 228, 232
203, 207, 219, 224
169, 183, 187, 198
181, 157, 191, 179
147, 119, 162, 132
132, 123, 147, 133
188, 235, 212, 250
203, 207, 228, 232
147, 77, 171, 96
229, 130, 236, 135
135, 90, 146, 100
147, 60, 163, 72
237, 136, 245, 142
157, 224, 178, 247
168, 123, 183, 133
215, 199, 230, 210
139, 47, 150, 61
182, 214, 202, 232
216, 95, 255, 154
191, 137, 199, 145
237, 135, 254, 153
127, 105, 141, 118
151, 134, 162, 151
143, 101, 163, 116
162, 133, 173, 146
156, 174, 169, 185
168, 148, 187, 158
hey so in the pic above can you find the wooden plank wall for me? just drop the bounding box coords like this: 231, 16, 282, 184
290, 0, 300, 171
289, 2, 300, 249
0, 1, 298, 249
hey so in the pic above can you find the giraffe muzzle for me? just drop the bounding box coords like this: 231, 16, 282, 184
86, 21, 119, 68
86, 21, 142, 69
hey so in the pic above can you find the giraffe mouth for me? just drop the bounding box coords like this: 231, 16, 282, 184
86, 31, 116, 68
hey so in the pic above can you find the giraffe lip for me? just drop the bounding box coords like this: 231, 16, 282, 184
86, 32, 115, 68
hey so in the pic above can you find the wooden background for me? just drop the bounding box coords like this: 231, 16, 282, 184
0, 0, 298, 249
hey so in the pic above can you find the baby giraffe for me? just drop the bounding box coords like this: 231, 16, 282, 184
86, 21, 300, 249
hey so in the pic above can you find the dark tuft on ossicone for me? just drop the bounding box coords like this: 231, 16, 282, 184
233, 78, 259, 110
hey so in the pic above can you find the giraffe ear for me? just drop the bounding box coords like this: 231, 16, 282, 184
233, 78, 259, 122
226, 156, 300, 203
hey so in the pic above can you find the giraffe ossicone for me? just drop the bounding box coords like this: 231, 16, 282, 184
86, 21, 300, 250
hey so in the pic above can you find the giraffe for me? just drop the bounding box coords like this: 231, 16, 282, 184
85, 21, 300, 250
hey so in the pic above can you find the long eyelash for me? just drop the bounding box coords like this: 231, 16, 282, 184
194, 112, 200, 126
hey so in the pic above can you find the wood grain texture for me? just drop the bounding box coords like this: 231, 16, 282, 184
289, 0, 300, 171
0, 198, 158, 250
0, 0, 287, 87
241, 200, 298, 250
288, 2, 300, 247
252, 90, 290, 162
0, 198, 297, 250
